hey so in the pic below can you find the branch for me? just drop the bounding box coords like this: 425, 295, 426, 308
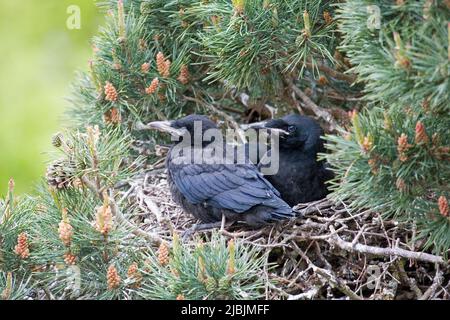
328, 226, 445, 265
183, 95, 247, 143
307, 62, 357, 84
81, 176, 163, 245
288, 79, 338, 132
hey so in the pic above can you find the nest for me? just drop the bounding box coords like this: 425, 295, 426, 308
120, 170, 450, 300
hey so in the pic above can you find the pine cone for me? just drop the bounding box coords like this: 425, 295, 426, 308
415, 121, 429, 144
14, 232, 30, 259
94, 203, 114, 235
156, 52, 170, 77
46, 159, 77, 189
438, 196, 449, 217
107, 265, 121, 290
141, 62, 150, 73
127, 262, 142, 288
58, 219, 73, 246
397, 133, 411, 162
103, 107, 122, 125
104, 81, 118, 102
63, 252, 77, 265
52, 132, 64, 148
157, 242, 170, 266
177, 65, 190, 85
176, 294, 185, 300
205, 277, 217, 292
145, 78, 159, 95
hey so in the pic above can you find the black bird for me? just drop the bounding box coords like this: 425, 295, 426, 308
148, 114, 294, 227
244, 114, 334, 206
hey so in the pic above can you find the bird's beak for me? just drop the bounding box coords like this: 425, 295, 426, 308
147, 120, 186, 136
240, 121, 289, 135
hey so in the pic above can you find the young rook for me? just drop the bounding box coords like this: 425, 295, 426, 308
147, 114, 294, 228
244, 114, 334, 206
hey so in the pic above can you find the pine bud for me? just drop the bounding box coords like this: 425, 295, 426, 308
177, 65, 190, 85
145, 78, 159, 95
438, 196, 449, 217
156, 52, 171, 77
158, 242, 170, 266
63, 252, 77, 265
226, 239, 236, 275
127, 262, 142, 288
1, 272, 13, 300
323, 11, 333, 25
393, 32, 411, 69
104, 81, 118, 102
117, 0, 126, 38
107, 265, 121, 290
397, 133, 411, 162
361, 135, 373, 153
415, 121, 429, 144
14, 232, 30, 259
141, 62, 150, 73
103, 107, 122, 125
302, 10, 311, 38
127, 262, 138, 277
94, 201, 114, 236
58, 209, 73, 246
232, 0, 245, 13
197, 255, 207, 282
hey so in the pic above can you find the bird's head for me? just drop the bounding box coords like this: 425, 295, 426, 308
148, 114, 218, 145
243, 114, 324, 152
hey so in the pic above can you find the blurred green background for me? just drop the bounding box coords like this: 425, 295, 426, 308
0, 1, 102, 195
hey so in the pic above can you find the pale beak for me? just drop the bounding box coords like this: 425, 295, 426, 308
147, 120, 186, 136
240, 121, 289, 135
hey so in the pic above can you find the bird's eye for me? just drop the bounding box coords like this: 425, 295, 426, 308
287, 125, 296, 133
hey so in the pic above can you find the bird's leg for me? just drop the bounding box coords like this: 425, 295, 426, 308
220, 214, 226, 233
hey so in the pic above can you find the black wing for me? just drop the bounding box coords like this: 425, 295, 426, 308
169, 161, 293, 220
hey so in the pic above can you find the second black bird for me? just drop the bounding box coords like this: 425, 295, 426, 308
245, 114, 334, 206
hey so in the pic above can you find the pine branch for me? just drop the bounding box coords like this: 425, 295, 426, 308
328, 226, 445, 265
288, 79, 338, 132
81, 176, 163, 245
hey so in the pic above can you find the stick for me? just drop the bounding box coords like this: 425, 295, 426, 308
289, 81, 338, 132
328, 226, 445, 265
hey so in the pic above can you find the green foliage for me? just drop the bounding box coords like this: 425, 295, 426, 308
326, 1, 450, 255
0, 272, 31, 300
139, 232, 268, 300
70, 0, 342, 144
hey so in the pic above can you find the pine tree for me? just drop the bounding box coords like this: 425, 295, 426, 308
2, 0, 447, 300
326, 0, 450, 254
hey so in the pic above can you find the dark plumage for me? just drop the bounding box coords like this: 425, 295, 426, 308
148, 115, 293, 227
245, 114, 334, 206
